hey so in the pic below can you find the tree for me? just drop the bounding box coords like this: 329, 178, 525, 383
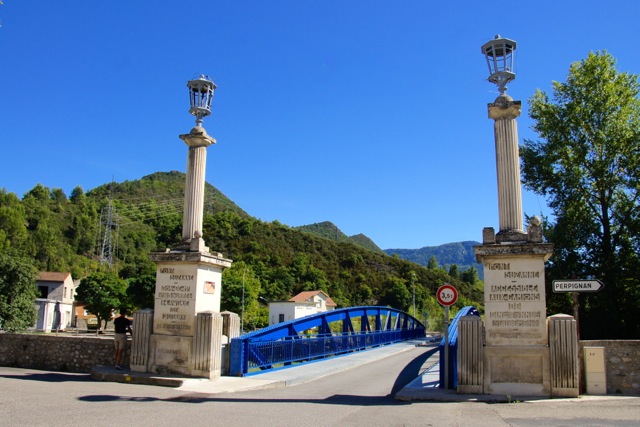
221, 262, 265, 330
448, 264, 459, 279
0, 190, 28, 252
522, 51, 640, 339
126, 274, 156, 310
379, 277, 411, 311
76, 272, 127, 330
461, 265, 479, 286
427, 256, 438, 270
69, 186, 85, 204
0, 253, 37, 331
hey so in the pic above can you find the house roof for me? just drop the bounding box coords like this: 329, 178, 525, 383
289, 290, 337, 307
37, 272, 71, 283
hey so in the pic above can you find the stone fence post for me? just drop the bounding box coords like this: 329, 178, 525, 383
457, 315, 484, 394
548, 314, 579, 397
191, 311, 223, 379
130, 309, 154, 372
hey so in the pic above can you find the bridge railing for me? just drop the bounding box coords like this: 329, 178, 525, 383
230, 306, 425, 376
245, 329, 416, 372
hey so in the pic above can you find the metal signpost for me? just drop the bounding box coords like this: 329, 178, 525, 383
552, 279, 605, 293
552, 279, 605, 347
437, 283, 458, 389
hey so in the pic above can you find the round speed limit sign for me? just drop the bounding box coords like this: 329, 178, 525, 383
436, 284, 458, 306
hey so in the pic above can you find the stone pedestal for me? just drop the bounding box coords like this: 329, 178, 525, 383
474, 239, 554, 396
483, 345, 551, 395
146, 250, 232, 377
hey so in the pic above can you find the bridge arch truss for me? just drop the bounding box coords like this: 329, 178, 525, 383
230, 306, 425, 376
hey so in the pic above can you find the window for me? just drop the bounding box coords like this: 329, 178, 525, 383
38, 286, 48, 299
278, 314, 285, 323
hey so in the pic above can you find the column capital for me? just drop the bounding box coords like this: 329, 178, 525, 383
488, 94, 521, 120
179, 126, 216, 148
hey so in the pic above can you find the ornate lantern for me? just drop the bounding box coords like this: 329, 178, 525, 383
481, 35, 517, 94
187, 74, 217, 126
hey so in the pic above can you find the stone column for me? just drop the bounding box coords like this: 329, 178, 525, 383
548, 314, 579, 397
191, 311, 224, 379
457, 315, 484, 394
221, 311, 241, 375
488, 94, 525, 242
130, 308, 154, 372
221, 311, 241, 340
179, 126, 216, 247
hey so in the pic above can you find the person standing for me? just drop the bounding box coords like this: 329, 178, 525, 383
113, 308, 132, 370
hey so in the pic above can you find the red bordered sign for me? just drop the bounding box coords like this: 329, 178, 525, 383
436, 284, 458, 306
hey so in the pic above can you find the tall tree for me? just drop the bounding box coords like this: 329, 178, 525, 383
448, 264, 459, 280
427, 256, 438, 270
0, 253, 37, 332
0, 190, 28, 252
126, 274, 156, 310
461, 265, 479, 286
522, 51, 640, 338
76, 272, 127, 330
221, 262, 265, 330
379, 277, 411, 311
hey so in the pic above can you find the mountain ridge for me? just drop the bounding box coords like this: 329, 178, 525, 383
294, 221, 481, 274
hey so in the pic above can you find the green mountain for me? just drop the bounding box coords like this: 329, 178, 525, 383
298, 221, 482, 277
295, 221, 383, 253
385, 241, 483, 278
0, 171, 483, 330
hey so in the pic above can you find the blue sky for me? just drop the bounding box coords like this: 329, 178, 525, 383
1, 1, 639, 250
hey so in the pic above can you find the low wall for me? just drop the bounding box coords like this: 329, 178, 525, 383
0, 333, 130, 373
1, 333, 638, 394
579, 340, 640, 395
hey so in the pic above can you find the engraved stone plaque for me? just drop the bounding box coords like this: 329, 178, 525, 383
483, 256, 547, 346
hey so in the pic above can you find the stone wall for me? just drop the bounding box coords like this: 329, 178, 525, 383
1, 334, 637, 395
0, 333, 130, 373
579, 340, 640, 395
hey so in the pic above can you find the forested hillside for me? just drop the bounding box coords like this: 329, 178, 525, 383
385, 241, 483, 279
0, 171, 483, 330
295, 221, 383, 252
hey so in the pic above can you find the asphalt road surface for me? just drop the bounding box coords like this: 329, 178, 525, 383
1, 346, 638, 427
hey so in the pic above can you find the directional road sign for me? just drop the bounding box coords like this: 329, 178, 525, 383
437, 284, 458, 306
552, 279, 605, 293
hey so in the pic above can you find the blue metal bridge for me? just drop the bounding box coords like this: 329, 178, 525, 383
229, 306, 426, 377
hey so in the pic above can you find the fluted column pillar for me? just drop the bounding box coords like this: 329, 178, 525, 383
488, 94, 525, 242
179, 126, 215, 248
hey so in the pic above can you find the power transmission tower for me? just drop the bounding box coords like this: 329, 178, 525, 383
97, 198, 119, 270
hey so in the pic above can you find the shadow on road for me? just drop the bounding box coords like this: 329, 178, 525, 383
0, 371, 92, 383
390, 346, 438, 395
78, 393, 413, 406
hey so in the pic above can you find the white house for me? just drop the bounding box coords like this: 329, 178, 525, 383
34, 272, 75, 332
268, 290, 337, 325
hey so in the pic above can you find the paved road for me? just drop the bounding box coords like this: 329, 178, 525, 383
1, 346, 638, 427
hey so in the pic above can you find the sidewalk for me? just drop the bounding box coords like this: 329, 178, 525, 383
91, 339, 636, 403
92, 339, 435, 394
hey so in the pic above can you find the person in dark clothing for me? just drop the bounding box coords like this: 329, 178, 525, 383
113, 308, 132, 370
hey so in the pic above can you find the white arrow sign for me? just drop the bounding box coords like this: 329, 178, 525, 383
552, 279, 605, 293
